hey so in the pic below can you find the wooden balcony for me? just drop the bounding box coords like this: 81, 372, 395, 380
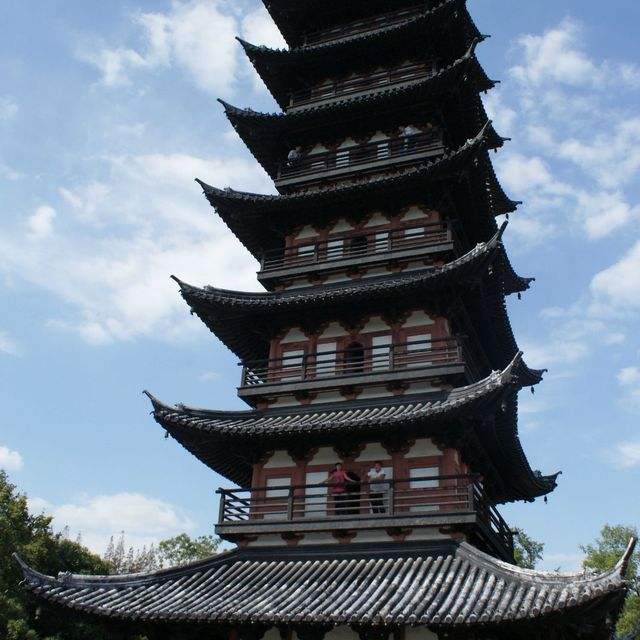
303, 4, 427, 48
275, 131, 445, 189
238, 337, 478, 405
216, 474, 515, 562
288, 61, 436, 111
258, 221, 458, 287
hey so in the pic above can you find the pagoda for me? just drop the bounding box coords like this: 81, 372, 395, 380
18, 1, 635, 638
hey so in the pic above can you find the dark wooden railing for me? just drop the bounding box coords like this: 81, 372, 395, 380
289, 61, 435, 109
303, 4, 428, 47
260, 221, 456, 274
217, 474, 514, 557
277, 130, 444, 186
240, 337, 467, 388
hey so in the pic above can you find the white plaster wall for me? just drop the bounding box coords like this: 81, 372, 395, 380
352, 531, 394, 544
309, 143, 329, 154
324, 272, 353, 284
338, 138, 358, 149
309, 446, 341, 466
364, 212, 388, 227
320, 322, 349, 339
404, 529, 448, 543
402, 310, 435, 327
405, 626, 439, 640
246, 535, 287, 548
294, 225, 319, 240
310, 391, 345, 405
364, 267, 391, 277
355, 442, 390, 462
369, 131, 389, 142
281, 327, 308, 343
264, 450, 297, 469
297, 532, 339, 546
269, 395, 299, 408
405, 382, 438, 395
403, 262, 430, 272
330, 218, 355, 233
406, 438, 442, 458
401, 205, 429, 221
361, 316, 390, 333
324, 626, 362, 640
262, 628, 282, 640
356, 386, 396, 400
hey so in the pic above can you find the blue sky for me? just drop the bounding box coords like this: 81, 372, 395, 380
1, 0, 638, 569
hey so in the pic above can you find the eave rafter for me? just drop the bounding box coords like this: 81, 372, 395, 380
171, 224, 533, 364
15, 537, 635, 628
145, 352, 555, 503
244, 0, 482, 107
197, 124, 518, 259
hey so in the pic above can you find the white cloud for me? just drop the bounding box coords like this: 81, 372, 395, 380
0, 330, 19, 356
198, 371, 221, 382
610, 441, 640, 470
27, 205, 56, 239
241, 5, 286, 48
82, 0, 239, 95
591, 241, 640, 312
0, 151, 271, 345
511, 19, 640, 89
0, 445, 24, 471
0, 96, 18, 122
30, 492, 194, 554
484, 90, 517, 136
618, 367, 640, 386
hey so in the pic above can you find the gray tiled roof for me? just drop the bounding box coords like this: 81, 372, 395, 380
15, 539, 635, 628
145, 353, 557, 502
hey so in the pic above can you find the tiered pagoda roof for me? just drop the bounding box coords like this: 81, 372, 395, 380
198, 126, 518, 258
236, 35, 494, 116
16, 539, 635, 629
145, 353, 553, 503
171, 226, 532, 367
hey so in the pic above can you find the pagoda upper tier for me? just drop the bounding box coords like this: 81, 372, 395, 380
198, 127, 516, 261
241, 6, 486, 111
172, 226, 533, 369
146, 353, 555, 503
261, 0, 481, 57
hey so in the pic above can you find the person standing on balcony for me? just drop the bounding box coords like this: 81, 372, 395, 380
367, 462, 389, 513
401, 124, 421, 153
325, 463, 349, 514
287, 146, 302, 167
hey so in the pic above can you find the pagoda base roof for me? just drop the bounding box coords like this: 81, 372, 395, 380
15, 539, 635, 632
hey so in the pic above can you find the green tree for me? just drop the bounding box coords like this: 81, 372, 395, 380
0, 470, 110, 639
582, 525, 639, 637
513, 528, 545, 570
157, 533, 221, 567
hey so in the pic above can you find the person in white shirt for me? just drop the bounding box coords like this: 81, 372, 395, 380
367, 461, 389, 514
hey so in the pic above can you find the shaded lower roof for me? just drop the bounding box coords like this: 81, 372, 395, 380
172, 225, 530, 365
16, 538, 635, 630
246, 0, 480, 107
145, 353, 556, 503
198, 127, 517, 259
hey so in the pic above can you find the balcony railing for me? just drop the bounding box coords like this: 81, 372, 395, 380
217, 474, 514, 559
276, 131, 444, 188
303, 4, 427, 48
260, 221, 457, 277
240, 336, 471, 389
289, 61, 435, 110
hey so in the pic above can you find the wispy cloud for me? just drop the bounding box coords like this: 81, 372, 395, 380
0, 330, 19, 356
609, 441, 640, 470
0, 152, 271, 345
0, 445, 24, 471
0, 96, 18, 122
29, 492, 194, 554
79, 0, 240, 95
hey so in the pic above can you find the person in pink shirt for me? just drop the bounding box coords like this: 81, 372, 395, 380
326, 463, 349, 514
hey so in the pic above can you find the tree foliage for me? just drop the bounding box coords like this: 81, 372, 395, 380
582, 524, 639, 637
513, 528, 545, 570
157, 533, 221, 567
0, 470, 110, 640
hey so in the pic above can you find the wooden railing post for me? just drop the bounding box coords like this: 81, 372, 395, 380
388, 482, 395, 515
217, 490, 226, 524
287, 487, 294, 521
